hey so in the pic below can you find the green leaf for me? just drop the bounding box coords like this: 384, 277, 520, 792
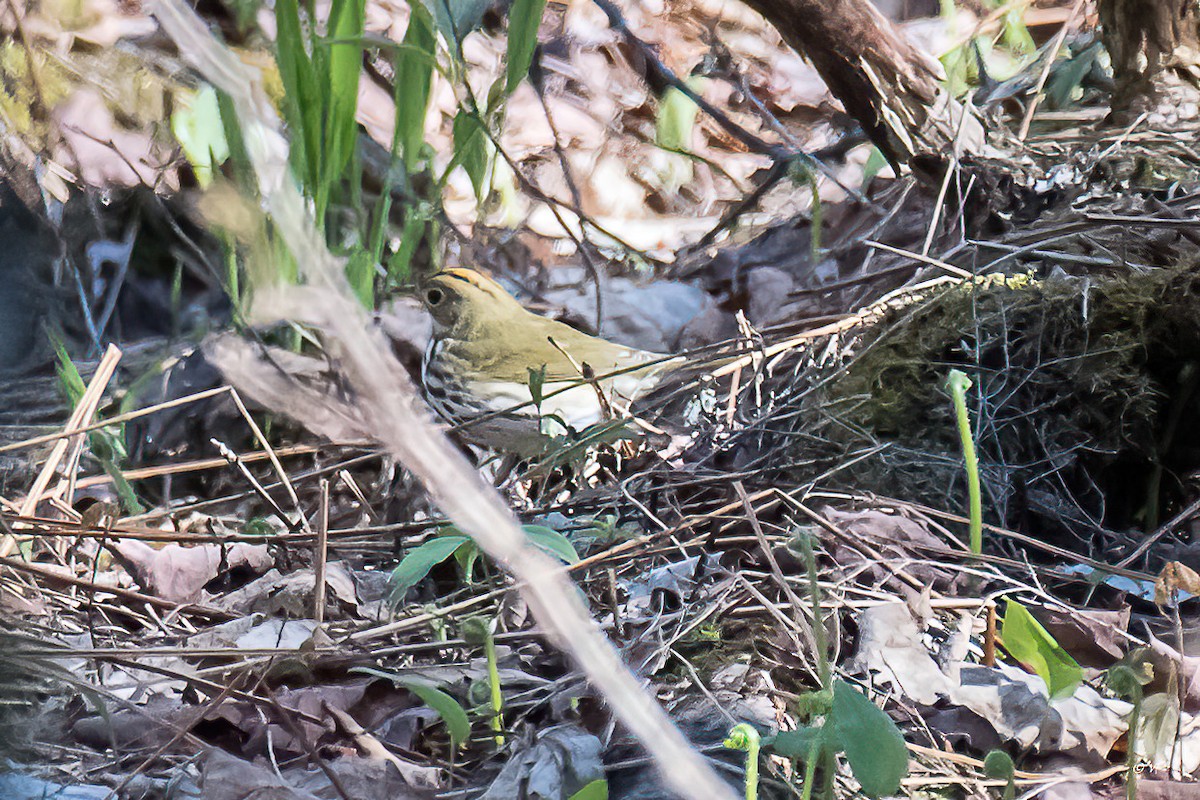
764, 726, 826, 760
399, 678, 471, 750
54, 341, 144, 515
394, 5, 437, 170
655, 78, 704, 153
390, 534, 470, 599
53, 339, 86, 404
1001, 600, 1083, 701
567, 780, 609, 800
830, 680, 908, 799
386, 210, 426, 286
527, 364, 546, 407
998, 7, 1034, 56
344, 247, 376, 307
351, 668, 470, 750
424, 0, 491, 50
522, 524, 579, 563
1141, 692, 1183, 765
321, 0, 366, 214
982, 749, 1014, 780
452, 538, 482, 583
452, 109, 490, 201
860, 146, 890, 190
1046, 42, 1102, 109
273, 0, 320, 186
983, 749, 1016, 800
171, 85, 230, 188
504, 0, 546, 93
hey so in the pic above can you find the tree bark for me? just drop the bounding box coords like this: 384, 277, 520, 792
736, 0, 983, 170
1098, 0, 1200, 125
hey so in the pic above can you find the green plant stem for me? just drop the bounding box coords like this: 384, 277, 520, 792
800, 735, 820, 800
947, 369, 982, 554
484, 625, 504, 746
1127, 688, 1142, 800
799, 532, 830, 689
723, 724, 760, 800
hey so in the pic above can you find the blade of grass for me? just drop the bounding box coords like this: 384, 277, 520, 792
395, 5, 437, 170
318, 0, 365, 219
274, 0, 319, 188
504, 0, 545, 93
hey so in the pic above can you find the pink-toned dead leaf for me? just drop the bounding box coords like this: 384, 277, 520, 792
821, 506, 960, 590
69, 0, 157, 46
111, 540, 272, 603
203, 333, 376, 443
54, 89, 174, 188
1137, 782, 1200, 799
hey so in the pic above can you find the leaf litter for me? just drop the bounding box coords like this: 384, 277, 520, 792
5, 0, 1200, 798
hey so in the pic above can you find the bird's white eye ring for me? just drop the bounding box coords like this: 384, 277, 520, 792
426, 288, 444, 306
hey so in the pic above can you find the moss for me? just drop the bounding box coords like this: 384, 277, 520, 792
0, 43, 71, 140
783, 265, 1200, 542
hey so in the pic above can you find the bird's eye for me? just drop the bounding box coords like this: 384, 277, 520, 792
425, 288, 444, 306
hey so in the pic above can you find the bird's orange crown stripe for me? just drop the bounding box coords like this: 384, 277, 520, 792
439, 268, 509, 300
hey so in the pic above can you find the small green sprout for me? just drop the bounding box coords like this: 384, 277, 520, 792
724, 723, 761, 800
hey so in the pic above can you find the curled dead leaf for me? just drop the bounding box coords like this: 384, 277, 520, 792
1154, 560, 1200, 606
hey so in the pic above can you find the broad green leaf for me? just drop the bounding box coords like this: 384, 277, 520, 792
394, 5, 437, 170
390, 534, 470, 599
1046, 42, 1102, 109
1001, 600, 1082, 701
567, 780, 609, 800
762, 726, 825, 759
983, 749, 1015, 800
424, 0, 491, 50
452, 110, 490, 201
522, 524, 579, 563
351, 668, 470, 750
504, 0, 546, 93
171, 85, 230, 188
830, 680, 908, 799
999, 7, 1034, 57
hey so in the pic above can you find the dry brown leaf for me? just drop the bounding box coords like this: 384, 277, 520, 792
111, 540, 272, 603
1155, 560, 1200, 606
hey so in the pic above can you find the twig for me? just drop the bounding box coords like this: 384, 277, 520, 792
591, 0, 780, 158
863, 240, 973, 279
0, 555, 232, 619
314, 478, 330, 627
2, 345, 123, 558
0, 385, 232, 454
1017, 0, 1087, 141
211, 438, 299, 532
147, 3, 738, 796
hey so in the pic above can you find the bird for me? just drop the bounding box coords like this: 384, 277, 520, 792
419, 268, 681, 456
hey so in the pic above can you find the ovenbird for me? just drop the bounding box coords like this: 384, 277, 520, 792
420, 268, 679, 455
